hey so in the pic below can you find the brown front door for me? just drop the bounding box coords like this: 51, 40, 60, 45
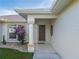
39, 25, 45, 43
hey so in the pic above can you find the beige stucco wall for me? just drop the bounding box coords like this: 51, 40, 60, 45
52, 0, 79, 59
0, 23, 3, 42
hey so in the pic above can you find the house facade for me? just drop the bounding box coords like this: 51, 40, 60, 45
16, 0, 79, 59
0, 0, 79, 59
0, 15, 28, 42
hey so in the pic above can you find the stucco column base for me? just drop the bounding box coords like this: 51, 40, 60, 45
28, 43, 34, 52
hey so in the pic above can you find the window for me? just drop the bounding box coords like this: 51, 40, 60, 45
50, 25, 53, 36
9, 25, 16, 39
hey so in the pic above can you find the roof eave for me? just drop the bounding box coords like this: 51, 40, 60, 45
15, 9, 52, 15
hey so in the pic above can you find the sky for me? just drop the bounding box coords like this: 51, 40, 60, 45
0, 0, 55, 16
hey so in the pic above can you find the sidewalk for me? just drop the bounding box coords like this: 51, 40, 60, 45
33, 44, 62, 59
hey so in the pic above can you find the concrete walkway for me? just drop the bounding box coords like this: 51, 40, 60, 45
33, 44, 62, 59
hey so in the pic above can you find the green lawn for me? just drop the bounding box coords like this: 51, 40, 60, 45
0, 48, 33, 59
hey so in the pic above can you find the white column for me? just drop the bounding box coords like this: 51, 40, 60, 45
29, 24, 34, 44
27, 15, 35, 52
28, 23, 34, 52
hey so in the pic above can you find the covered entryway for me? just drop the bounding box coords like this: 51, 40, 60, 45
35, 19, 53, 44
34, 18, 56, 51
16, 9, 57, 52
